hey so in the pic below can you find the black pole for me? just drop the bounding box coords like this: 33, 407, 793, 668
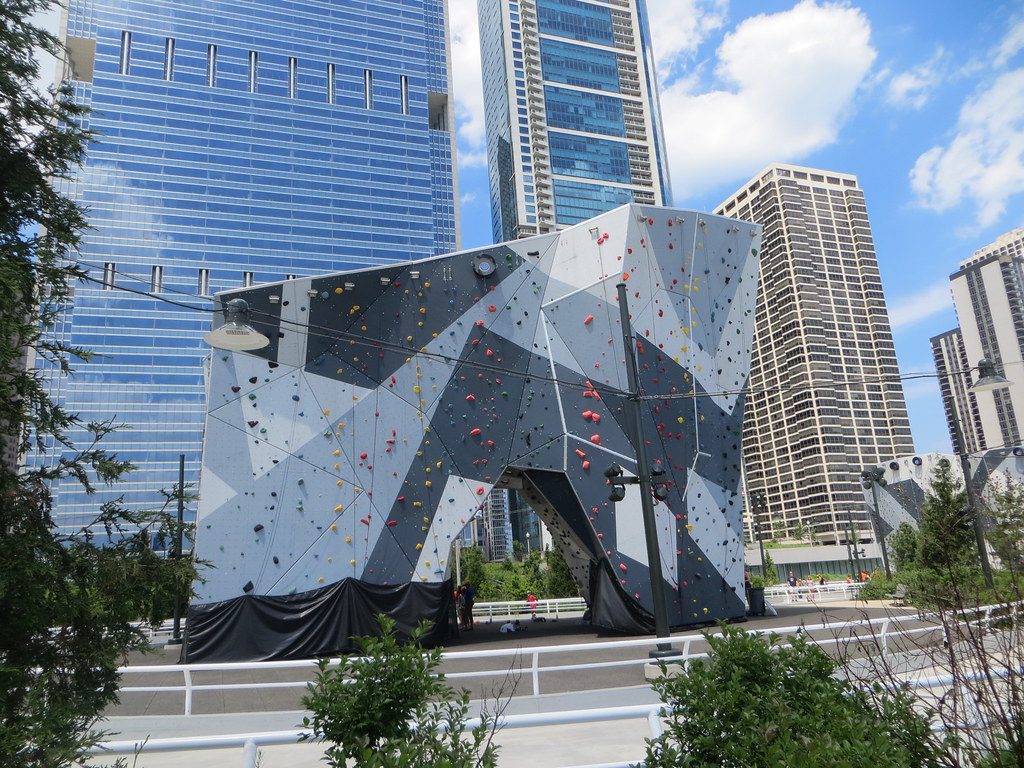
869, 481, 892, 579
170, 453, 185, 645
616, 283, 674, 657
845, 519, 856, 582
754, 493, 768, 580
947, 411, 994, 587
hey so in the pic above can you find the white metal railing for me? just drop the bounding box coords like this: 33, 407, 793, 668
91, 703, 668, 768
763, 581, 864, 603
117, 610, 949, 715
473, 597, 588, 622
94, 662, 1021, 768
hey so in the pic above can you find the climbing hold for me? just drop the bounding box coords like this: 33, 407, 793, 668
583, 314, 594, 326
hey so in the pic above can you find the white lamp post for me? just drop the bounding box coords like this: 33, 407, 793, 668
203, 298, 270, 351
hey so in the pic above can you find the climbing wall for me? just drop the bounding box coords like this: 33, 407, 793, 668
190, 204, 761, 655
869, 449, 1024, 541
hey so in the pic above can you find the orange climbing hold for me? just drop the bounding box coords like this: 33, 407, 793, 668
583, 314, 594, 325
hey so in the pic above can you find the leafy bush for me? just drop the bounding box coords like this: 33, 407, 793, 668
302, 616, 499, 768
857, 571, 897, 600
639, 624, 947, 768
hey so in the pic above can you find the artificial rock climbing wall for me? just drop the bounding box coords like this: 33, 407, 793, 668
191, 204, 761, 655
868, 448, 1024, 541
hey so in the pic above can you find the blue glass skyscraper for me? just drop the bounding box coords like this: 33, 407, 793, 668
478, 0, 671, 242
37, 0, 458, 532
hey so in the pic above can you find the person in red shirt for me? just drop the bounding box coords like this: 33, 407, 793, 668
526, 592, 538, 619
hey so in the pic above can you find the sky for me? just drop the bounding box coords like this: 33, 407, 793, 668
448, 0, 1024, 456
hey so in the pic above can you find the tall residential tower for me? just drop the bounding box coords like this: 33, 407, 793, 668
715, 164, 914, 545
38, 0, 458, 531
933, 227, 1024, 453
478, 0, 671, 242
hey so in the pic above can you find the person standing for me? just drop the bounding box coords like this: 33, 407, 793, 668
526, 592, 538, 619
464, 583, 476, 631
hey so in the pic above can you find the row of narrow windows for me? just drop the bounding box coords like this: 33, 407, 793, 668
118, 31, 409, 112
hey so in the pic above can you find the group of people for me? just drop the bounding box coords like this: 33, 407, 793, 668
456, 582, 476, 631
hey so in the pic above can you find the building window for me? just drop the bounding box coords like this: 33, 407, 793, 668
207, 44, 217, 87
163, 37, 175, 80
102, 262, 116, 289
288, 57, 298, 98
119, 31, 132, 75
400, 75, 410, 115
327, 63, 336, 103
248, 51, 259, 93
242, 271, 254, 287
198, 268, 210, 296
363, 69, 373, 109
151, 265, 164, 293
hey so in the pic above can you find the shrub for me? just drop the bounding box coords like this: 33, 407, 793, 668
640, 624, 947, 768
302, 616, 499, 768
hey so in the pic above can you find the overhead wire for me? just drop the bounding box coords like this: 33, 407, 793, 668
73, 260, 1017, 408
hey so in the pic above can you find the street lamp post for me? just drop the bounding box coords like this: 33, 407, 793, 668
753, 492, 768, 580
607, 282, 675, 658
861, 467, 892, 579
168, 453, 186, 646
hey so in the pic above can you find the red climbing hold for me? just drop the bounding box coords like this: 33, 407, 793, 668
386, 520, 398, 527
592, 413, 601, 424
360, 452, 368, 460
485, 348, 494, 357
469, 428, 482, 437
487, 305, 497, 312
360, 518, 370, 525
475, 319, 484, 327
590, 434, 601, 445
582, 460, 591, 470
582, 410, 593, 420
583, 314, 594, 326
465, 394, 475, 402
574, 448, 586, 459
619, 562, 628, 572
476, 486, 485, 495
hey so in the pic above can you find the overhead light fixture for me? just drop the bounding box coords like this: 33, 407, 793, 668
971, 358, 1010, 393
203, 298, 270, 351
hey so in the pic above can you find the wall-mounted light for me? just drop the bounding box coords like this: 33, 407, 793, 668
379, 276, 391, 286
410, 270, 421, 279
269, 295, 280, 304
344, 282, 355, 291
306, 288, 318, 298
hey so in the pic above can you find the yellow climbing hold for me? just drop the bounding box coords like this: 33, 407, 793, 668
330, 523, 337, 531
332, 449, 340, 456
334, 505, 343, 513
350, 559, 357, 565
425, 480, 432, 488
345, 536, 352, 543
416, 543, 423, 550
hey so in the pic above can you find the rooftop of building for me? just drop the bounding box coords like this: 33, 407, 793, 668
714, 163, 861, 214
958, 225, 1024, 270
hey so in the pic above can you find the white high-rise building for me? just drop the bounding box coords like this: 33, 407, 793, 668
931, 328, 986, 454
715, 164, 914, 545
935, 227, 1024, 452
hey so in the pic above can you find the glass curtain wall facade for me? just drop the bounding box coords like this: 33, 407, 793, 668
478, 0, 670, 242
37, 0, 458, 533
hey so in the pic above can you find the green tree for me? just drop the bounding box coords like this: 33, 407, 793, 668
986, 479, 1024, 577
302, 616, 499, 768
761, 549, 778, 585
641, 624, 948, 768
792, 522, 807, 542
544, 544, 579, 597
917, 462, 977, 574
511, 539, 525, 561
1, 4, 196, 764
459, 545, 485, 590
890, 522, 920, 571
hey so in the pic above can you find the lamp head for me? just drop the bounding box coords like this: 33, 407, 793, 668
608, 485, 626, 502
971, 357, 1010, 393
203, 298, 270, 351
603, 463, 623, 479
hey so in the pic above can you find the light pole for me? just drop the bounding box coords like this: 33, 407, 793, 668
861, 467, 892, 579
606, 282, 675, 658
168, 453, 186, 646
752, 491, 768, 580
954, 357, 1009, 588
526, 530, 531, 554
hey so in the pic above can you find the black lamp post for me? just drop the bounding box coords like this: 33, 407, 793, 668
606, 282, 676, 658
168, 452, 186, 646
752, 491, 769, 580
860, 467, 892, 579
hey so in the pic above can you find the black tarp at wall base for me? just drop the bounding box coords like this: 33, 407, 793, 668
181, 578, 455, 663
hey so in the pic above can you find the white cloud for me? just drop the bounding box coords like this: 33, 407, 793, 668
886, 48, 945, 109
459, 191, 478, 205
995, 17, 1024, 68
910, 68, 1024, 227
659, 1, 876, 199
449, 0, 486, 159
887, 281, 952, 329
644, 0, 728, 80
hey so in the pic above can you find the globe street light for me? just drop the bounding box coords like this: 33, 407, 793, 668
203, 298, 270, 351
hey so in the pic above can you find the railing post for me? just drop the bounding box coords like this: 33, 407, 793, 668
647, 710, 664, 739
880, 619, 890, 659
183, 669, 193, 716
681, 638, 692, 669
242, 738, 258, 768
531, 651, 540, 696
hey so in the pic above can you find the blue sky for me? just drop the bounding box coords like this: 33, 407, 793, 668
449, 0, 1024, 455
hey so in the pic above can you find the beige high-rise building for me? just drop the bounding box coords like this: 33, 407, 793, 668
934, 227, 1024, 452
715, 164, 914, 545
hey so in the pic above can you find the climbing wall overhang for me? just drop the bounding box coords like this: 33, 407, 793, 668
186, 204, 761, 661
